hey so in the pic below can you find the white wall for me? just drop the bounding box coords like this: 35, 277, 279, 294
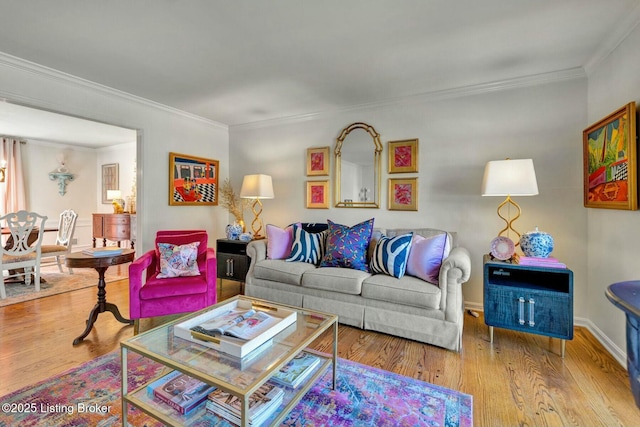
95, 142, 137, 213
23, 140, 97, 248
0, 54, 230, 254
230, 77, 588, 312
586, 23, 640, 362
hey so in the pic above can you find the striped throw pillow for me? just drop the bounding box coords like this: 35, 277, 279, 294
369, 232, 414, 278
286, 224, 327, 265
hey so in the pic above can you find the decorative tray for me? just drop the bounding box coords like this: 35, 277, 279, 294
174, 298, 297, 358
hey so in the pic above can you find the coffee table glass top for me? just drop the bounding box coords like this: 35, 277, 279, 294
122, 295, 337, 395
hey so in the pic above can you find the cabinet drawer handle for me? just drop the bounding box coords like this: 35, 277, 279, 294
225, 259, 231, 276
528, 298, 535, 327
229, 259, 234, 276
518, 297, 525, 325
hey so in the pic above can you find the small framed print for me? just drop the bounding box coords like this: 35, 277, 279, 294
306, 180, 329, 209
307, 146, 330, 176
101, 163, 119, 204
388, 139, 419, 173
389, 178, 418, 211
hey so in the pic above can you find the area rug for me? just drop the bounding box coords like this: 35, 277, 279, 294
0, 264, 129, 307
0, 351, 473, 427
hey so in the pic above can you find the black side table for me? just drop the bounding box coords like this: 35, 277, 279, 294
216, 239, 250, 298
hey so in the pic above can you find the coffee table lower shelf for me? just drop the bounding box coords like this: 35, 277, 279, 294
122, 351, 333, 426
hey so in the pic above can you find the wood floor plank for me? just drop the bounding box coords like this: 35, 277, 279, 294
0, 279, 639, 426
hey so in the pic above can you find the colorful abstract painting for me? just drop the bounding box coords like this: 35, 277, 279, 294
583, 102, 637, 210
389, 178, 418, 210
306, 180, 329, 208
306, 146, 330, 176
389, 139, 419, 173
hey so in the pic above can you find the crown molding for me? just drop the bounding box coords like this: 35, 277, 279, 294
0, 52, 228, 131
231, 68, 586, 131
583, 2, 640, 75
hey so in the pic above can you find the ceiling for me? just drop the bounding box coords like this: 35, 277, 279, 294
0, 0, 639, 145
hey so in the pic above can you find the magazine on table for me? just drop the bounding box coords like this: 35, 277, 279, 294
81, 247, 123, 257
270, 351, 322, 389
190, 308, 280, 341
146, 370, 215, 415
206, 382, 283, 426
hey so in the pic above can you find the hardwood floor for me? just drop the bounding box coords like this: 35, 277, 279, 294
1, 278, 638, 426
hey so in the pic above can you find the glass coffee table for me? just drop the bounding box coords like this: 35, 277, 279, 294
121, 295, 338, 427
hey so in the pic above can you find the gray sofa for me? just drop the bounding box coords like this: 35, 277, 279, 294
245, 227, 471, 351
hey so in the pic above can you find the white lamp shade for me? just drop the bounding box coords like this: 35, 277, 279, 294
107, 189, 122, 199
240, 174, 274, 199
481, 159, 539, 196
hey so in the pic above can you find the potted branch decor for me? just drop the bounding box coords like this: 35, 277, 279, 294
220, 179, 247, 239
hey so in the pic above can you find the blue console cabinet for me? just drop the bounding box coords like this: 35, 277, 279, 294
483, 257, 574, 357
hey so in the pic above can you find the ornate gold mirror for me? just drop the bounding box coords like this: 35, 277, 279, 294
334, 122, 382, 208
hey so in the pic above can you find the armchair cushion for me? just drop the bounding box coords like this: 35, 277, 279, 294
157, 241, 201, 278
155, 231, 208, 273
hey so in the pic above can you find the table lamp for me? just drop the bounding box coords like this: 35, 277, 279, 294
240, 174, 274, 239
481, 158, 538, 244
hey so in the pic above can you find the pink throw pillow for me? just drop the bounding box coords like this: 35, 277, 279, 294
406, 233, 449, 285
266, 223, 300, 260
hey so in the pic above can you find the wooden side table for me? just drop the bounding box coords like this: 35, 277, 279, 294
216, 239, 250, 298
66, 249, 135, 345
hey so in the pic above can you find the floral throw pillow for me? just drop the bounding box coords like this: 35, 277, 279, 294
157, 241, 201, 278
320, 218, 374, 271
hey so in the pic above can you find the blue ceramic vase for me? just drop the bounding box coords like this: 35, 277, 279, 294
225, 222, 243, 240
519, 227, 554, 258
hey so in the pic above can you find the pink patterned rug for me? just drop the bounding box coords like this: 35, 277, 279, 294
0, 351, 472, 427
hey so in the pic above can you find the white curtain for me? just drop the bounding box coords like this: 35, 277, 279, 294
1, 138, 26, 215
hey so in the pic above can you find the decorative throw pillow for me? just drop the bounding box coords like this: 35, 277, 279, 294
286, 224, 327, 265
157, 241, 201, 278
320, 218, 374, 271
266, 223, 300, 260
406, 233, 449, 284
369, 232, 414, 278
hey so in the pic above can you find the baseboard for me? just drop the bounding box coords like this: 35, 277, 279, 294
464, 303, 627, 369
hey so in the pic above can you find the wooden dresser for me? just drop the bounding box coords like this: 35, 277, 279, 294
92, 213, 133, 248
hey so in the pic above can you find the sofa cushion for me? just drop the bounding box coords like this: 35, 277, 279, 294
266, 223, 299, 260
157, 242, 201, 278
369, 232, 413, 278
362, 274, 441, 310
302, 267, 370, 295
286, 224, 327, 265
320, 218, 374, 271
406, 233, 449, 285
254, 259, 317, 286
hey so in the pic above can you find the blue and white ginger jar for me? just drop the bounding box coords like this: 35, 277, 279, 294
519, 227, 554, 258
225, 222, 243, 240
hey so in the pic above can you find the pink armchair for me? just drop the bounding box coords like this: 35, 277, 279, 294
129, 230, 217, 333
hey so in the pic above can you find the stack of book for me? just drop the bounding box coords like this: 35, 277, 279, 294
270, 351, 321, 389
146, 371, 215, 416
205, 382, 284, 427
82, 247, 123, 257
518, 256, 566, 269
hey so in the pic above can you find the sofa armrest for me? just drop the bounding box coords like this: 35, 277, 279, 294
246, 239, 268, 285
439, 246, 471, 322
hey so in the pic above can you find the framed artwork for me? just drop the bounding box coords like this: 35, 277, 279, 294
306, 146, 330, 176
583, 102, 637, 210
389, 178, 418, 211
388, 139, 419, 173
101, 163, 119, 204
169, 152, 219, 206
306, 180, 329, 209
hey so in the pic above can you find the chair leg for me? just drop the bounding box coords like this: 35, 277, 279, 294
0, 275, 5, 299
133, 319, 140, 335
24, 267, 32, 286
56, 256, 63, 273
35, 266, 40, 292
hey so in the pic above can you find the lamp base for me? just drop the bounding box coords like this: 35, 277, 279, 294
496, 195, 522, 245
249, 198, 264, 238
